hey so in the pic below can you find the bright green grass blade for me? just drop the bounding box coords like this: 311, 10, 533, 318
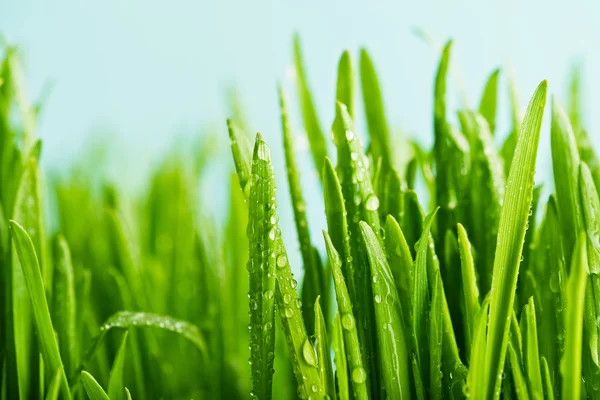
52, 235, 78, 378
45, 369, 62, 400
226, 118, 253, 193
401, 190, 424, 258
108, 331, 129, 400
508, 342, 531, 400
467, 295, 490, 399
551, 97, 584, 264
359, 48, 392, 169
336, 51, 355, 119
429, 272, 443, 400
125, 388, 132, 400
483, 80, 547, 399
361, 222, 411, 399
384, 215, 413, 332
323, 231, 369, 400
9, 220, 71, 399
412, 208, 438, 387
411, 142, 436, 205
521, 298, 543, 399
246, 134, 278, 399
381, 168, 403, 224
294, 35, 327, 177
457, 223, 480, 357
541, 357, 555, 400
81, 371, 110, 400
332, 314, 349, 400
459, 110, 504, 294
279, 85, 321, 334
479, 68, 500, 134
561, 234, 588, 400
314, 297, 336, 400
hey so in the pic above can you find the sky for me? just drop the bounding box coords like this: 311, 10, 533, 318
2, 0, 600, 266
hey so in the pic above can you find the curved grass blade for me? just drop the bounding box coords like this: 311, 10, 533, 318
107, 331, 128, 400
314, 297, 336, 400
359, 49, 392, 169
456, 223, 480, 357
483, 80, 547, 399
279, 85, 321, 334
479, 68, 500, 134
52, 235, 79, 378
385, 215, 413, 331
81, 371, 110, 400
332, 314, 349, 400
521, 298, 543, 399
293, 34, 327, 177
361, 222, 411, 399
10, 220, 70, 399
226, 118, 252, 193
561, 234, 588, 400
323, 231, 369, 400
125, 388, 132, 400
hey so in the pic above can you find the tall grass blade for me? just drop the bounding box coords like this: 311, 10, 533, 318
332, 314, 349, 400
521, 298, 543, 399
314, 297, 336, 400
456, 223, 480, 357
226, 119, 253, 193
107, 331, 129, 400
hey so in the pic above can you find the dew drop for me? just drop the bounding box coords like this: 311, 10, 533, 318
302, 339, 317, 366
365, 194, 380, 211
341, 313, 355, 330
351, 367, 366, 383
276, 254, 287, 268
374, 294, 382, 303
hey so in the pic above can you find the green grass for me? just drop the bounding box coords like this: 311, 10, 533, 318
1, 35, 600, 400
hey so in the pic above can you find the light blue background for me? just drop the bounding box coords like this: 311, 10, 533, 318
2, 0, 599, 264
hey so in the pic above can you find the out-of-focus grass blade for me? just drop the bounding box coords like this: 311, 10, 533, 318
381, 168, 403, 224
45, 369, 62, 400
246, 134, 278, 399
361, 222, 411, 399
314, 297, 336, 400
551, 97, 583, 264
293, 35, 327, 177
457, 223, 480, 357
402, 190, 424, 258
359, 49, 392, 170
483, 80, 547, 399
332, 314, 349, 400
125, 388, 132, 400
323, 232, 369, 400
9, 220, 71, 399
507, 342, 531, 400
279, 86, 322, 334
385, 215, 413, 331
561, 234, 588, 400
429, 273, 443, 400
81, 371, 110, 400
108, 331, 129, 400
52, 235, 78, 378
500, 72, 523, 177
479, 68, 500, 134
521, 298, 543, 399
226, 119, 253, 193
336, 51, 355, 119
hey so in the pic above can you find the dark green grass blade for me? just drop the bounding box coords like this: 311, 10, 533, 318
314, 297, 336, 400
279, 86, 321, 334
479, 68, 500, 134
551, 97, 584, 264
429, 273, 443, 400
521, 298, 543, 399
361, 222, 411, 399
561, 234, 588, 399
226, 119, 253, 193
81, 371, 110, 400
332, 314, 349, 400
10, 220, 71, 399
107, 331, 129, 400
483, 80, 547, 399
359, 49, 392, 169
323, 232, 369, 400
247, 135, 277, 399
52, 235, 79, 378
457, 223, 480, 358
294, 35, 327, 177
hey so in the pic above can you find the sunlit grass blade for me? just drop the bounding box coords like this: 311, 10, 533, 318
336, 51, 355, 119
293, 34, 327, 177
279, 85, 322, 333
479, 68, 500, 134
9, 220, 70, 399
359, 48, 392, 169
521, 298, 543, 399
52, 235, 78, 378
332, 314, 349, 400
107, 331, 129, 400
541, 357, 555, 400
507, 342, 531, 400
456, 223, 480, 357
323, 232, 369, 400
45, 369, 62, 400
483, 80, 547, 399
314, 297, 336, 399
467, 295, 490, 399
361, 222, 411, 399
226, 118, 253, 193
561, 234, 588, 400
429, 272, 443, 400
81, 371, 110, 400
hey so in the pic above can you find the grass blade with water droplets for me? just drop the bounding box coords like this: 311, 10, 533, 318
81, 371, 110, 400
483, 80, 547, 399
429, 273, 443, 400
226, 119, 253, 193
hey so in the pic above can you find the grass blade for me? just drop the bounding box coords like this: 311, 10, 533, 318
508, 342, 531, 400
314, 297, 336, 400
336, 51, 355, 119
561, 234, 588, 399
456, 223, 480, 357
107, 331, 129, 400
429, 273, 443, 400
226, 119, 253, 193
541, 357, 555, 400
479, 68, 500, 134
483, 80, 547, 399
323, 231, 369, 400
45, 369, 62, 400
521, 298, 543, 399
361, 222, 411, 399
81, 371, 110, 400
332, 314, 349, 400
